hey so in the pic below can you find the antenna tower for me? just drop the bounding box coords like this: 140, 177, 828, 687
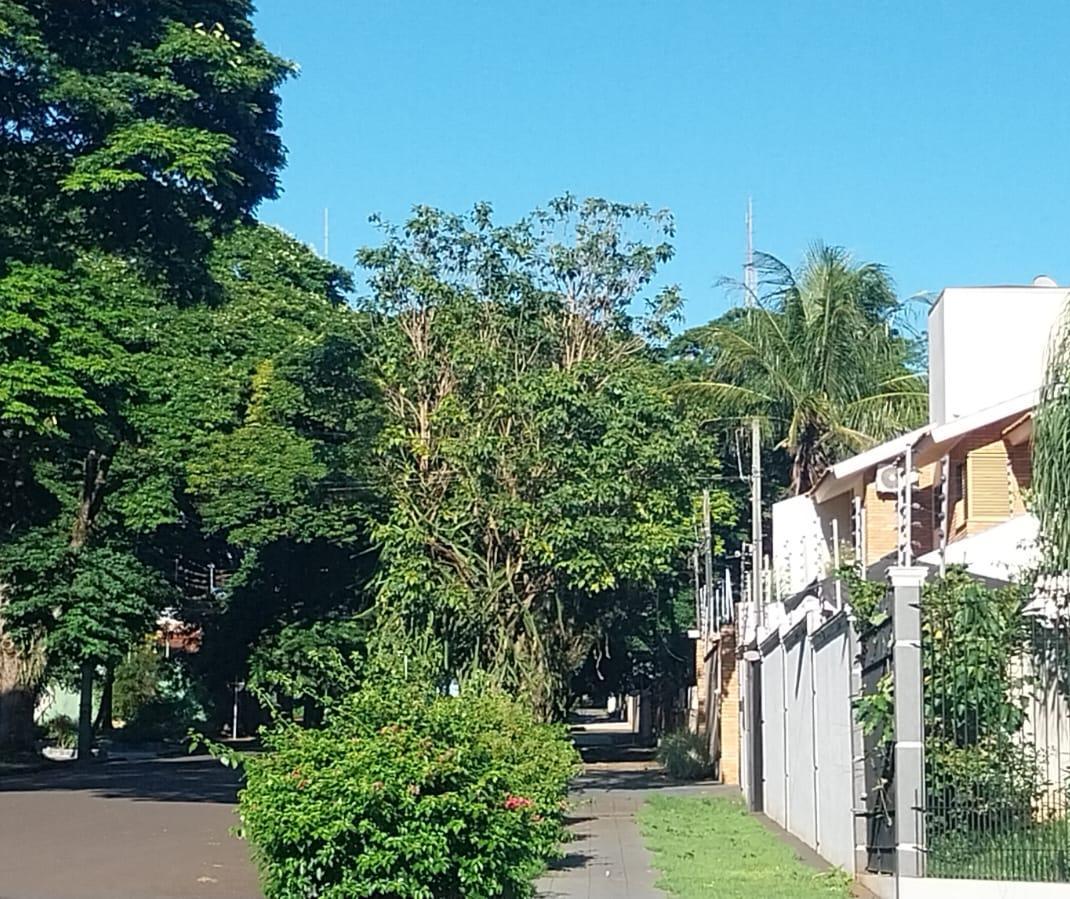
744, 197, 757, 307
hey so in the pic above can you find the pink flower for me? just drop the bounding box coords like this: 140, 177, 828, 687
504, 795, 534, 811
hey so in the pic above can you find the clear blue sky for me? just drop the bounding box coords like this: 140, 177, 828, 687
253, 0, 1070, 328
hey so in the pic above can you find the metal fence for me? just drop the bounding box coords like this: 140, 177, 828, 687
922, 579, 1070, 882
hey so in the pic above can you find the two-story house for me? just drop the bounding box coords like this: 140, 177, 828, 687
770, 278, 1065, 601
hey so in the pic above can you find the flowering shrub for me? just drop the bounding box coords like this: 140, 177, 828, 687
236, 678, 580, 899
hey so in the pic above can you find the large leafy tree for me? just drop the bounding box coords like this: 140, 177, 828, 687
0, 256, 170, 753
0, 0, 292, 753
1, 224, 376, 753
360, 197, 732, 718
0, 0, 290, 279
167, 227, 380, 724
686, 244, 926, 494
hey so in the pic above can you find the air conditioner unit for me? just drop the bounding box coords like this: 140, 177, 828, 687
875, 463, 899, 496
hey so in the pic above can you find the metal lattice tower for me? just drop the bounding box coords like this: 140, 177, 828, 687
744, 197, 757, 307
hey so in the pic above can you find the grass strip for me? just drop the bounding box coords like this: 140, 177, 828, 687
638, 795, 852, 898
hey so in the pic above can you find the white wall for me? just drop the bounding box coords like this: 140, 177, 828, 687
785, 632, 816, 848
929, 286, 1067, 426
772, 493, 854, 598
772, 495, 830, 597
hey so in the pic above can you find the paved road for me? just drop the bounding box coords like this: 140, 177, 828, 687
0, 756, 260, 899
0, 750, 729, 899
537, 766, 733, 899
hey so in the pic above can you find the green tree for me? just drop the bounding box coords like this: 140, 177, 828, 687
0, 0, 290, 279
0, 1, 292, 754
1034, 297, 1070, 575
686, 244, 926, 494
360, 197, 732, 718
0, 255, 161, 753
148, 226, 379, 727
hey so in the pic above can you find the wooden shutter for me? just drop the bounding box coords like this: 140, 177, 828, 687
967, 442, 1010, 524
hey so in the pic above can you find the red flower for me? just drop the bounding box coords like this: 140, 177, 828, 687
504, 795, 534, 811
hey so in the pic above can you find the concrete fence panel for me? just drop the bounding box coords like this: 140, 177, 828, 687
760, 634, 787, 828
784, 622, 817, 848
812, 613, 857, 872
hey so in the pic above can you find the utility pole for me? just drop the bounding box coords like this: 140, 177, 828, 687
692, 546, 702, 633
751, 418, 764, 626
702, 489, 714, 629
743, 198, 763, 623
323, 207, 330, 259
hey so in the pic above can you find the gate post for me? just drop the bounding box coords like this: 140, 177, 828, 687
888, 566, 927, 880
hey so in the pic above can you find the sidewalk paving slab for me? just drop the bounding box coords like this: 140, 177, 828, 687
537, 766, 735, 899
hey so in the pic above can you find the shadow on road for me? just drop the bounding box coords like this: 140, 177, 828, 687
0, 754, 241, 804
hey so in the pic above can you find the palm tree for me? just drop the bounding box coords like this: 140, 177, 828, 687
689, 243, 926, 495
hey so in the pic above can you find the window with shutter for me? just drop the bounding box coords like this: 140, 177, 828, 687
966, 443, 1011, 526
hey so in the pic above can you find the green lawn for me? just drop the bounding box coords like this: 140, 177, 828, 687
638, 796, 852, 899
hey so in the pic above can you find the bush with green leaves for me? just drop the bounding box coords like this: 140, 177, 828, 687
853, 568, 1047, 851
116, 660, 206, 742
235, 677, 580, 899
44, 714, 78, 749
113, 640, 163, 722
656, 730, 713, 780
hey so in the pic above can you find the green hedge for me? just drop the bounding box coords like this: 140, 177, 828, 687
237, 678, 580, 899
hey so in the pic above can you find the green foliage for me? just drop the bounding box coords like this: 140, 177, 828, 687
855, 671, 894, 743
839, 566, 888, 631
926, 735, 1044, 840
44, 714, 78, 750
923, 570, 1040, 843
247, 617, 367, 709
360, 197, 732, 717
925, 570, 1029, 743
117, 661, 207, 742
929, 817, 1070, 881
656, 730, 713, 780
236, 678, 580, 899
0, 0, 290, 272
1034, 295, 1070, 573
0, 533, 174, 672
853, 569, 1043, 855
684, 244, 925, 493
113, 640, 163, 722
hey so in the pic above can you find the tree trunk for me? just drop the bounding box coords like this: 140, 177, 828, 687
0, 651, 36, 753
94, 664, 113, 733
72, 450, 108, 764
77, 662, 94, 763
0, 605, 43, 754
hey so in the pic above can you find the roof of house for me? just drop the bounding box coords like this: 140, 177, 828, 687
912, 390, 1037, 466
809, 391, 1038, 503
811, 426, 930, 503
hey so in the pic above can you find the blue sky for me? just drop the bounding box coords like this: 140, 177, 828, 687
253, 1, 1070, 328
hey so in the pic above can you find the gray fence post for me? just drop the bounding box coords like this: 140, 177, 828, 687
888, 565, 927, 879
848, 618, 869, 875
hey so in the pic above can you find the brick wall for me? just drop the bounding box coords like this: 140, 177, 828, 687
719, 625, 740, 785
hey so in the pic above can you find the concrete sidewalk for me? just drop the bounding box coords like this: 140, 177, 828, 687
537, 766, 734, 899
